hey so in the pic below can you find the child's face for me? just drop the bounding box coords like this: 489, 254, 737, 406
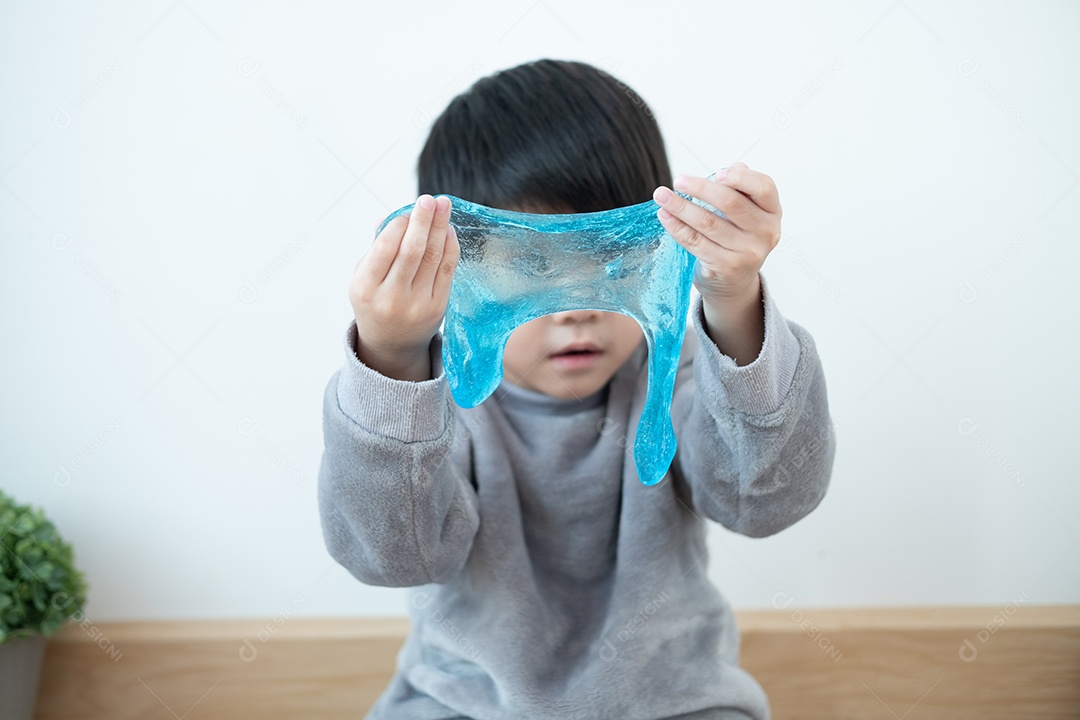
501, 310, 644, 400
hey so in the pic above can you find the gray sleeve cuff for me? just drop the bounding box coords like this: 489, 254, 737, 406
690, 272, 802, 415
335, 320, 450, 443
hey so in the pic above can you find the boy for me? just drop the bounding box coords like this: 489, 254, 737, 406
318, 59, 835, 719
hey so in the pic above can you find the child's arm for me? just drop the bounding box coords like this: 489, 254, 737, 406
654, 165, 835, 535
317, 196, 480, 586
670, 280, 834, 536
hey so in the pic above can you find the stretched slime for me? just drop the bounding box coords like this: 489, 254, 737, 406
376, 184, 723, 486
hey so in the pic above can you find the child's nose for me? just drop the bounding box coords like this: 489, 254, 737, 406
549, 309, 600, 324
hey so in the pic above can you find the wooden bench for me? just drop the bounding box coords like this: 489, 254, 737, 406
36, 606, 1080, 719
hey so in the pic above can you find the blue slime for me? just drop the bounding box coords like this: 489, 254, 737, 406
376, 185, 724, 486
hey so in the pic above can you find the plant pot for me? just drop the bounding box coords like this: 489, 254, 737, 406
0, 634, 47, 720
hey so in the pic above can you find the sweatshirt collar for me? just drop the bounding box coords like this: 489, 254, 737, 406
493, 378, 608, 415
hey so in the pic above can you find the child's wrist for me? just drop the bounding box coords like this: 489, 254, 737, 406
355, 335, 434, 382
700, 279, 765, 366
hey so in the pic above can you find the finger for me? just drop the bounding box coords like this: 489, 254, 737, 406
412, 195, 451, 291
385, 195, 436, 285
654, 185, 743, 253
359, 214, 409, 286
431, 224, 460, 303
656, 199, 740, 265
659, 208, 769, 291
716, 164, 781, 215
672, 174, 770, 233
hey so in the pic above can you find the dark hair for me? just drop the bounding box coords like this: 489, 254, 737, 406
417, 59, 672, 213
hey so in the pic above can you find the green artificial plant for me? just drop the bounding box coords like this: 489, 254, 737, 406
0, 490, 87, 644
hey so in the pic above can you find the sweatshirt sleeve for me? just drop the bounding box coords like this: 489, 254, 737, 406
669, 272, 836, 538
316, 321, 480, 587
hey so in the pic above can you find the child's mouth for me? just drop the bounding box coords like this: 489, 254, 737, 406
550, 344, 603, 369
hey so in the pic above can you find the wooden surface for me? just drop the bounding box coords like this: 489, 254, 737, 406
36, 617, 410, 720
738, 605, 1080, 719
34, 606, 1080, 719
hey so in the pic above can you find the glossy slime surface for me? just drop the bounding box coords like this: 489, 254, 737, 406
376, 184, 722, 486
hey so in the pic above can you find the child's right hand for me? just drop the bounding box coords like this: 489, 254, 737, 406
349, 194, 459, 381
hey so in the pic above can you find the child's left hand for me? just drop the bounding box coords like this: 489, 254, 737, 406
652, 162, 781, 305
651, 162, 780, 364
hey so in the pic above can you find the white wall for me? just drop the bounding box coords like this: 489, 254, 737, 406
2, 1, 1077, 622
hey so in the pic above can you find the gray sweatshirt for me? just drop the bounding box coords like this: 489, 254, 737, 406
317, 272, 836, 720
